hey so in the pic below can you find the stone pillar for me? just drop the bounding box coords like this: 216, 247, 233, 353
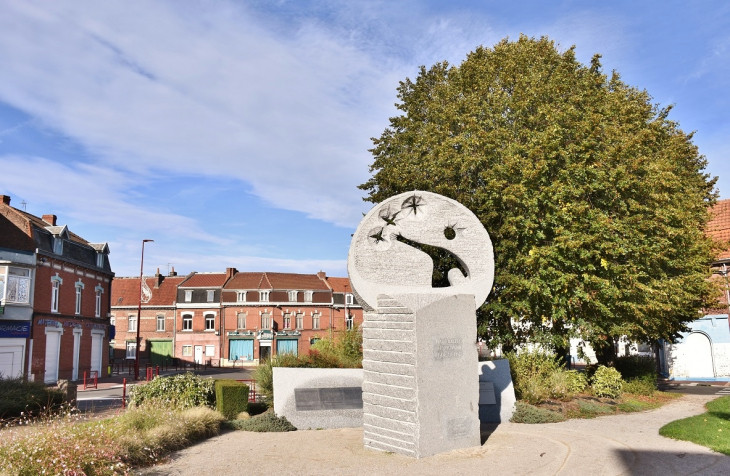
363, 293, 480, 458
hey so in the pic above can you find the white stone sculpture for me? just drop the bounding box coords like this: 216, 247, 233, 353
348, 190, 495, 458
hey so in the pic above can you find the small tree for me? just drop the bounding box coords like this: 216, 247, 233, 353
360, 35, 719, 361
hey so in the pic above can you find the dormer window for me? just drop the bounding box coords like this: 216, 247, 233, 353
237, 291, 247, 302
345, 293, 354, 306
288, 291, 298, 302
304, 291, 313, 303
53, 237, 63, 255
184, 290, 192, 302
259, 291, 270, 302
96, 253, 104, 268
206, 290, 215, 302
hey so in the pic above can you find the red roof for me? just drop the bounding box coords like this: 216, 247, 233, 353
708, 199, 730, 260
223, 272, 329, 291
326, 277, 352, 293
179, 272, 228, 288
112, 276, 186, 307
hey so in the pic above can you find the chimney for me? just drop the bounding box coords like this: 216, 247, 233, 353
317, 270, 327, 280
0, 195, 10, 205
226, 267, 238, 280
155, 268, 164, 289
42, 214, 57, 226
168, 267, 177, 277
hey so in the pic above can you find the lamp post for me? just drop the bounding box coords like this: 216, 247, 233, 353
134, 239, 154, 380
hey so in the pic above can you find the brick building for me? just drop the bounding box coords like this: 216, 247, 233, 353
0, 195, 113, 382
110, 269, 185, 365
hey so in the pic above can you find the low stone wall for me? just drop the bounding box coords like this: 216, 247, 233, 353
273, 368, 364, 430
478, 360, 516, 423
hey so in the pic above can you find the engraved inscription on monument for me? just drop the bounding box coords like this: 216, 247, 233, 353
294, 387, 363, 412
433, 337, 463, 361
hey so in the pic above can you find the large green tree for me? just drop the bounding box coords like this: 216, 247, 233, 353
359, 35, 719, 360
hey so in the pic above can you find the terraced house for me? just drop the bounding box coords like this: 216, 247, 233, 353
0, 195, 113, 382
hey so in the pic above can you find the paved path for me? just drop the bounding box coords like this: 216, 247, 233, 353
138, 394, 729, 475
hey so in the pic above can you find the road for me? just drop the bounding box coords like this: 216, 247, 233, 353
76, 367, 255, 413
658, 381, 730, 396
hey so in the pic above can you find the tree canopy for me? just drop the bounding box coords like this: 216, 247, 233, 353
359, 35, 719, 357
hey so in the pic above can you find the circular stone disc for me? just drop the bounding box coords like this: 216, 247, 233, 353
347, 191, 494, 310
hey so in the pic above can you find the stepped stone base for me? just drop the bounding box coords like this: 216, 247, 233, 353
362, 293, 480, 458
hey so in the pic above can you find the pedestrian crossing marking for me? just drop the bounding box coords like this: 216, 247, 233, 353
716, 388, 730, 395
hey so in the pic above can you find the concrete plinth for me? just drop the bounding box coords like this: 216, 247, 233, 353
362, 293, 480, 458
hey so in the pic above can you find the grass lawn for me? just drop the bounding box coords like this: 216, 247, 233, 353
659, 396, 730, 456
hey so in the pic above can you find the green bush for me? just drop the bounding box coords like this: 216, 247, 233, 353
510, 402, 565, 424
591, 366, 623, 398
506, 350, 572, 403
0, 377, 65, 420
565, 370, 588, 394
227, 411, 297, 432
214, 379, 249, 420
577, 400, 615, 417
129, 372, 215, 409
614, 355, 657, 382
621, 377, 656, 396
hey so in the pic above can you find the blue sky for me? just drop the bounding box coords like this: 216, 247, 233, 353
0, 1, 728, 277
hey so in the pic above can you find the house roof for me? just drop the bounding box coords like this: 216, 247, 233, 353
223, 272, 330, 291
708, 199, 730, 260
112, 275, 187, 307
179, 272, 228, 288
326, 277, 352, 293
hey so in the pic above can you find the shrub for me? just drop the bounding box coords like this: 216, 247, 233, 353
0, 377, 65, 420
506, 350, 569, 404
577, 400, 615, 417
227, 411, 297, 432
591, 366, 623, 398
565, 370, 588, 394
510, 402, 565, 424
215, 379, 249, 420
129, 372, 215, 409
614, 355, 657, 382
621, 377, 656, 396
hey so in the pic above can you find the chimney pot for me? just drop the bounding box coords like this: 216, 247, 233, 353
317, 270, 327, 280
169, 266, 177, 277
0, 195, 10, 205
226, 267, 238, 279
42, 214, 57, 226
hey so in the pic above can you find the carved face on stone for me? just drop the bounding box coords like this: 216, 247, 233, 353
347, 191, 494, 310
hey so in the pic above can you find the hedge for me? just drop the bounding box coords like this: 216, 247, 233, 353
214, 379, 249, 420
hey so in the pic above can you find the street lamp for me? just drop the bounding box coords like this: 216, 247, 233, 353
134, 239, 154, 380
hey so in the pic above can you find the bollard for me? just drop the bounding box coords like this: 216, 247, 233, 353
122, 378, 127, 409
156, 365, 159, 377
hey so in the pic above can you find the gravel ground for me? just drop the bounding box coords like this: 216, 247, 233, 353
137, 394, 730, 476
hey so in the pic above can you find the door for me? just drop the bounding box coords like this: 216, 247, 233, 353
0, 344, 24, 379
194, 345, 203, 364
72, 331, 81, 381
44, 330, 62, 383
150, 341, 173, 366
259, 345, 270, 361
90, 332, 103, 375
685, 333, 714, 378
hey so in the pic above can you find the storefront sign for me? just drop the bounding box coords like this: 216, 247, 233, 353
0, 320, 31, 338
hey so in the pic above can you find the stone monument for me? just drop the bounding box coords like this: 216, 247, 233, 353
348, 190, 494, 458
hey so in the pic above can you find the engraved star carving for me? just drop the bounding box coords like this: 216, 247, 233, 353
380, 210, 400, 226
402, 194, 424, 215
369, 227, 386, 243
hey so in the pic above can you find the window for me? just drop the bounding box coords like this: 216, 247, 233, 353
346, 313, 354, 330
205, 345, 215, 357
156, 314, 165, 331
295, 312, 303, 330
110, 315, 115, 326
237, 291, 246, 302
51, 279, 60, 313
304, 291, 313, 303
259, 291, 270, 302
205, 314, 215, 331
126, 342, 136, 359
74, 282, 83, 315
128, 315, 137, 332
182, 314, 193, 331
283, 313, 291, 329
237, 312, 246, 329
5, 267, 31, 304
182, 345, 192, 356
206, 290, 215, 302
288, 290, 298, 302
184, 290, 192, 302
53, 237, 63, 255
96, 253, 104, 268
312, 312, 320, 330
345, 293, 354, 306
94, 287, 103, 318
261, 312, 271, 329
